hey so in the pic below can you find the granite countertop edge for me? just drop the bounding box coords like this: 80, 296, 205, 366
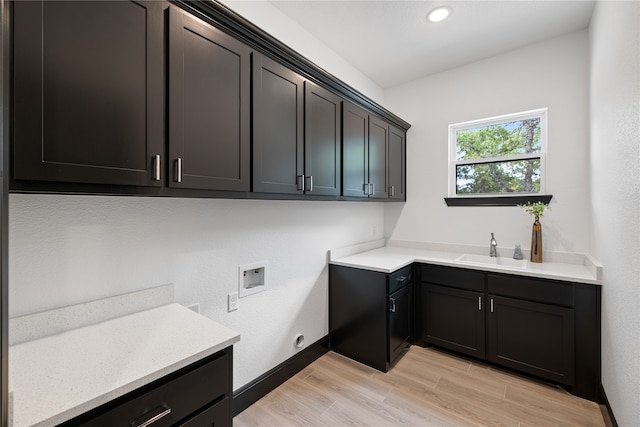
330, 244, 602, 285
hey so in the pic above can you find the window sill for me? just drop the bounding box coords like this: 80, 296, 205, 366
444, 194, 552, 207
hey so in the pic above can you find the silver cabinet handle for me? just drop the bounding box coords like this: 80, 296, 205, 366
297, 175, 305, 191
478, 296, 482, 311
305, 175, 313, 192
396, 276, 407, 283
363, 183, 369, 195
390, 298, 396, 313
491, 298, 494, 313
134, 407, 171, 427
175, 157, 183, 183
389, 185, 395, 197
153, 154, 161, 181
370, 183, 375, 196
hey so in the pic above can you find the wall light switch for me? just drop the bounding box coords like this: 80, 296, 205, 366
228, 292, 239, 312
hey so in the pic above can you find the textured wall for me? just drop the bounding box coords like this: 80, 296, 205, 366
7, 0, 390, 393
589, 1, 640, 424
218, 0, 385, 105
383, 31, 591, 255
9, 195, 384, 389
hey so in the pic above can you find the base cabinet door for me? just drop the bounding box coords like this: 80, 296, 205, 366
487, 295, 575, 386
388, 284, 411, 366
422, 284, 485, 359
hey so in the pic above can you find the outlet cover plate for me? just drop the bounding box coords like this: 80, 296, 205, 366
228, 292, 239, 312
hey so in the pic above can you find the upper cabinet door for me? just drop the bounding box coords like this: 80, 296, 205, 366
304, 82, 341, 196
388, 125, 406, 200
368, 116, 389, 199
13, 0, 164, 186
342, 101, 369, 198
168, 7, 251, 191
252, 53, 304, 194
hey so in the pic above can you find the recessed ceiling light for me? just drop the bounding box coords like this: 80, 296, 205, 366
427, 6, 452, 23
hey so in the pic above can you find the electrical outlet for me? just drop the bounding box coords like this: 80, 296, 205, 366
228, 292, 239, 312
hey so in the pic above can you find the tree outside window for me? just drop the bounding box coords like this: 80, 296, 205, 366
449, 109, 547, 197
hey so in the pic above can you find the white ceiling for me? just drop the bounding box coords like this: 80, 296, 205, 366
268, 0, 595, 89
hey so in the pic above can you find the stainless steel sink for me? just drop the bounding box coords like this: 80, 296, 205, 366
456, 253, 529, 269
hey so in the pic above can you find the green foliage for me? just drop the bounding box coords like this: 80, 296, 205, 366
519, 201, 549, 220
455, 119, 541, 194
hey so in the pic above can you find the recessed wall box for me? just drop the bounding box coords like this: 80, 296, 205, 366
239, 261, 267, 297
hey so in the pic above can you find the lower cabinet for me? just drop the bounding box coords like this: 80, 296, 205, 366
389, 283, 412, 365
419, 265, 485, 359
329, 264, 412, 372
60, 347, 233, 427
418, 264, 600, 401
487, 295, 575, 386
422, 284, 485, 359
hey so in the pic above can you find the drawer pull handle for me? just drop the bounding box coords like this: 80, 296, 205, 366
390, 298, 396, 313
133, 407, 171, 427
396, 276, 407, 283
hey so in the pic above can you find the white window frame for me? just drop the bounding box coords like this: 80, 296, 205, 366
448, 108, 548, 198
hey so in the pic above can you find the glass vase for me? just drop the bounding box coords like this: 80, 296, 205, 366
530, 218, 543, 263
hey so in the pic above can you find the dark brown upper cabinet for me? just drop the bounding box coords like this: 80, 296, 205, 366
252, 52, 305, 194
342, 101, 391, 199
368, 116, 389, 199
304, 82, 342, 196
342, 101, 369, 198
168, 7, 251, 191
13, 0, 164, 186
388, 125, 406, 200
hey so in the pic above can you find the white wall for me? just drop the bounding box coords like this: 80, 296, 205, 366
589, 1, 640, 425
8, 1, 389, 392
383, 31, 591, 256
219, 0, 385, 105
9, 195, 384, 389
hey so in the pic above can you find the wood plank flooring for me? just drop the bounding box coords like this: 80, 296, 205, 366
233, 346, 605, 427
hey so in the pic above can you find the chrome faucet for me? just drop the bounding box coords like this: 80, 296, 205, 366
490, 233, 498, 257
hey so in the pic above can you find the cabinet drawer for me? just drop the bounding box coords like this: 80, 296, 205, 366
389, 265, 412, 293
421, 264, 484, 292
81, 350, 230, 426
179, 396, 230, 427
488, 274, 575, 307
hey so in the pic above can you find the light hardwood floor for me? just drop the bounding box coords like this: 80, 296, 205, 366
233, 346, 605, 427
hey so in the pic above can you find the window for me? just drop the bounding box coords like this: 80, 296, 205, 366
448, 108, 547, 198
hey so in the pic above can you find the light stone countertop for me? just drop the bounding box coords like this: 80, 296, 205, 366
330, 241, 602, 285
9, 303, 240, 427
